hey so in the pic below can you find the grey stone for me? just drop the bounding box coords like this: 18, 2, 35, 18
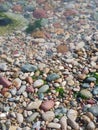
38, 85, 49, 93
88, 105, 98, 116
42, 111, 55, 122
47, 122, 61, 129
67, 109, 78, 121
16, 113, 24, 123
46, 73, 60, 82
0, 63, 7, 71
17, 85, 26, 95
34, 79, 44, 87
27, 112, 39, 122
86, 77, 96, 82
81, 83, 90, 88
21, 63, 37, 72
87, 121, 95, 130
60, 116, 67, 130
80, 89, 92, 99
92, 86, 98, 95
68, 118, 80, 130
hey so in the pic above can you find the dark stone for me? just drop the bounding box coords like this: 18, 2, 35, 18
0, 17, 12, 26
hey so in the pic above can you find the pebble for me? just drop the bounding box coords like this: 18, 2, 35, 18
80, 89, 93, 99
86, 77, 96, 82
88, 105, 98, 116
27, 112, 39, 122
17, 85, 26, 95
34, 79, 44, 87
9, 126, 18, 130
92, 86, 98, 95
26, 100, 42, 110
16, 113, 24, 123
0, 76, 12, 87
12, 78, 22, 89
46, 73, 60, 82
67, 109, 78, 121
42, 111, 55, 122
87, 121, 95, 130
40, 100, 55, 111
81, 83, 90, 88
33, 8, 47, 19
60, 116, 67, 130
21, 63, 37, 72
47, 122, 61, 129
38, 85, 49, 93
0, 63, 7, 71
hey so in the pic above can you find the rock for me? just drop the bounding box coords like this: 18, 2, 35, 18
67, 109, 78, 121
42, 111, 55, 122
33, 8, 47, 19
47, 122, 61, 129
26, 76, 33, 84
0, 63, 7, 71
24, 5, 34, 12
87, 121, 95, 130
9, 126, 18, 130
86, 77, 96, 82
40, 100, 55, 111
38, 85, 49, 93
92, 86, 98, 95
46, 73, 60, 82
17, 85, 26, 95
32, 121, 41, 129
67, 118, 80, 130
33, 79, 44, 88
12, 5, 23, 12
32, 30, 45, 38
80, 89, 93, 99
21, 63, 37, 72
57, 44, 68, 54
60, 116, 67, 130
82, 115, 91, 123
81, 83, 90, 88
26, 100, 42, 110
16, 113, 23, 123
88, 105, 98, 116
0, 76, 12, 87
27, 112, 39, 122
63, 9, 78, 17
12, 78, 22, 89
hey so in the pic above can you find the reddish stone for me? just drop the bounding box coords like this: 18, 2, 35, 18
63, 9, 78, 17
87, 99, 96, 104
33, 8, 47, 19
40, 100, 54, 111
1, 88, 9, 95
57, 44, 68, 54
0, 77, 12, 87
26, 86, 34, 93
12, 5, 23, 12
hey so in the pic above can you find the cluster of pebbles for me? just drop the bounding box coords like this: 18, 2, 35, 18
0, 0, 98, 130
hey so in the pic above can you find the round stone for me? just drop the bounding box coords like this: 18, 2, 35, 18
42, 111, 55, 122
88, 105, 98, 116
46, 73, 60, 82
92, 86, 98, 95
34, 79, 44, 87
80, 89, 93, 99
38, 85, 49, 93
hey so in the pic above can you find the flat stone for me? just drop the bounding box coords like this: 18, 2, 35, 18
88, 105, 98, 116
47, 122, 61, 129
21, 63, 37, 72
80, 89, 93, 99
16, 113, 24, 123
42, 111, 55, 122
67, 109, 78, 121
40, 100, 55, 111
26, 100, 42, 110
46, 73, 60, 82
0, 76, 12, 87
60, 116, 67, 130
34, 79, 44, 87
38, 85, 49, 93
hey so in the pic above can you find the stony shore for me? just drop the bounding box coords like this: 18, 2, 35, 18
0, 0, 98, 130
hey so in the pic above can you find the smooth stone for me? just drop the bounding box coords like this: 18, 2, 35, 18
47, 122, 61, 129
38, 85, 49, 93
92, 86, 98, 95
27, 112, 39, 122
88, 105, 98, 116
9, 126, 18, 130
82, 115, 91, 123
87, 121, 95, 130
0, 76, 12, 87
60, 116, 67, 130
42, 111, 55, 122
0, 63, 7, 71
17, 85, 26, 95
21, 63, 37, 72
38, 93, 44, 100
10, 87, 17, 96
46, 73, 60, 82
32, 121, 41, 129
86, 77, 96, 82
12, 78, 22, 89
68, 118, 80, 130
16, 113, 24, 123
40, 100, 55, 111
80, 89, 93, 99
34, 79, 44, 87
81, 83, 90, 88
26, 100, 42, 110
67, 109, 78, 121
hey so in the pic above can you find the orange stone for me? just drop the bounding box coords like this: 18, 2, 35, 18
32, 30, 45, 38
57, 44, 68, 54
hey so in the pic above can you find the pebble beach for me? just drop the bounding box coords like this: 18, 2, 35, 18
0, 0, 98, 130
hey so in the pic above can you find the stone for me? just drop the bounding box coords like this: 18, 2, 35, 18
63, 9, 78, 17
17, 85, 26, 95
26, 100, 42, 110
82, 115, 91, 123
86, 77, 96, 82
34, 79, 44, 87
21, 63, 37, 72
0, 76, 12, 87
9, 126, 18, 130
42, 111, 55, 122
88, 105, 98, 116
10, 87, 17, 96
46, 73, 60, 82
33, 8, 47, 19
12, 78, 22, 89
67, 109, 78, 121
60, 116, 67, 130
81, 83, 90, 88
57, 44, 68, 54
12, 5, 23, 12
38, 85, 49, 93
16, 113, 23, 123
92, 86, 98, 95
87, 121, 95, 130
80, 89, 93, 99
0, 63, 7, 71
40, 100, 55, 111
47, 122, 61, 129
26, 76, 33, 84
32, 30, 45, 38
27, 112, 39, 122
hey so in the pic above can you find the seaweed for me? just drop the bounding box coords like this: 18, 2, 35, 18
56, 87, 64, 97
